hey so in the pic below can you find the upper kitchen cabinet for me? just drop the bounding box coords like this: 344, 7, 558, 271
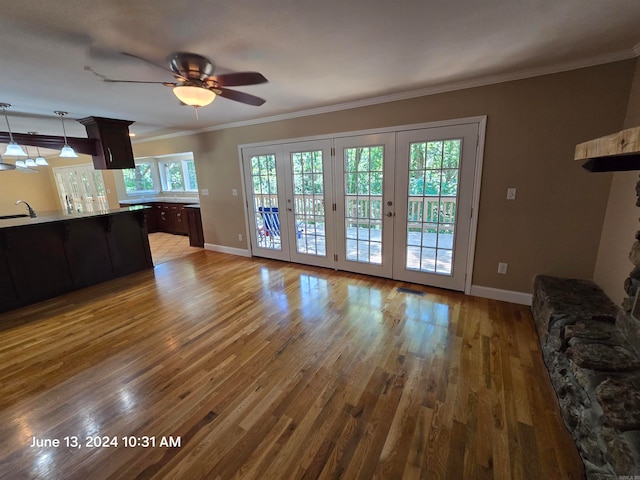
79, 117, 135, 170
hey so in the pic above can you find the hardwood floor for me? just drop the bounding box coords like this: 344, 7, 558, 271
0, 250, 584, 479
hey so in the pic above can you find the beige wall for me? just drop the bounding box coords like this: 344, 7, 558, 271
0, 154, 120, 216
0, 165, 59, 216
133, 60, 635, 293
594, 57, 640, 304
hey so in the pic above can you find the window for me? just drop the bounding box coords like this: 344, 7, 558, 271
120, 153, 198, 196
123, 163, 156, 194
159, 159, 198, 192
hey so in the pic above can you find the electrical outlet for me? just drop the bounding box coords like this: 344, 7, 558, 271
201, 188, 209, 196
506, 188, 516, 200
232, 188, 238, 196
238, 234, 243, 242
498, 262, 508, 274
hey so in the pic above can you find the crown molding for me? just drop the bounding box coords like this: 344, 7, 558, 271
134, 48, 638, 145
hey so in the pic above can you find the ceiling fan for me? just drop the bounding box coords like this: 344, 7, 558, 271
95, 51, 268, 110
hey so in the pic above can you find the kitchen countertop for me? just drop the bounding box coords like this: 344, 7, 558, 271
0, 205, 150, 230
119, 197, 199, 205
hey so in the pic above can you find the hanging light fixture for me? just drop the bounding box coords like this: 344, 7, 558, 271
27, 132, 49, 166
14, 159, 26, 168
0, 103, 27, 157
24, 146, 37, 167
54, 111, 78, 158
35, 150, 49, 166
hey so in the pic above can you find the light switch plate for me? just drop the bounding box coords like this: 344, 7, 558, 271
201, 188, 209, 196
507, 188, 516, 200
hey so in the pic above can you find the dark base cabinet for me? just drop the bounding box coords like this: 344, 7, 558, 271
186, 207, 205, 247
121, 201, 197, 236
0, 208, 153, 313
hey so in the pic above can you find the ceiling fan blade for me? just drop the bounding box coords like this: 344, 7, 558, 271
120, 52, 188, 81
217, 88, 266, 106
103, 79, 178, 86
213, 72, 268, 87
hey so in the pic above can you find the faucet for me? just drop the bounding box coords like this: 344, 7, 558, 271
15, 200, 37, 218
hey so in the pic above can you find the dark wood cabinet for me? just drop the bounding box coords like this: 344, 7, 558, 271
4, 224, 73, 305
0, 209, 153, 314
159, 204, 175, 233
124, 201, 194, 236
186, 207, 205, 247
172, 205, 188, 235
0, 235, 18, 309
144, 207, 158, 233
78, 117, 135, 170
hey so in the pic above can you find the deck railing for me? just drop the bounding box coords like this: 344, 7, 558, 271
253, 194, 457, 230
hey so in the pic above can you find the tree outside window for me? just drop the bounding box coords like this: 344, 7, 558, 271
123, 163, 155, 193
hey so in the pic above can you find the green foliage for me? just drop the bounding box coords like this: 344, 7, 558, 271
252, 155, 278, 195
345, 146, 383, 195
163, 162, 184, 191
123, 163, 154, 192
293, 150, 324, 195
408, 140, 460, 197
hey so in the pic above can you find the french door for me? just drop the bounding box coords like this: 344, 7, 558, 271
242, 119, 482, 292
242, 140, 335, 268
334, 133, 396, 278
53, 165, 108, 214
393, 124, 478, 290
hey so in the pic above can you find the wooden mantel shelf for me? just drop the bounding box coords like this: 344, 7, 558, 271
575, 126, 640, 172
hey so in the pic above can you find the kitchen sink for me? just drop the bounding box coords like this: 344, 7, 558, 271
0, 214, 29, 220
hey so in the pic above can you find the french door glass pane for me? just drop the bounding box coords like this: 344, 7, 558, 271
405, 139, 461, 275
250, 154, 281, 250
344, 146, 384, 264
292, 150, 326, 257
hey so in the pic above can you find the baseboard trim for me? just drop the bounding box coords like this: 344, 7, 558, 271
204, 243, 251, 257
470, 285, 532, 306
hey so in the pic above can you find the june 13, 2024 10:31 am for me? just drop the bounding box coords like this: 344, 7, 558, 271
30, 435, 181, 449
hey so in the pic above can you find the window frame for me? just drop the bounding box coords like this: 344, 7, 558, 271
120, 153, 198, 197
158, 159, 199, 193
122, 161, 160, 195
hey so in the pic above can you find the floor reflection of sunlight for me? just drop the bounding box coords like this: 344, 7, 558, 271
404, 295, 450, 325
299, 274, 328, 320
260, 267, 289, 313
347, 284, 383, 322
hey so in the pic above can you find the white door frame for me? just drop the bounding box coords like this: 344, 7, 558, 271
238, 116, 486, 295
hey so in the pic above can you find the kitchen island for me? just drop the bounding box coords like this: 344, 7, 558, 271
0, 206, 153, 313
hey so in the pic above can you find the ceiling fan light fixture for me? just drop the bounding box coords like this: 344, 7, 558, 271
173, 85, 216, 107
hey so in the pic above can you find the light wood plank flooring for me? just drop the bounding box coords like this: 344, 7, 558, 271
148, 232, 201, 265
0, 250, 584, 479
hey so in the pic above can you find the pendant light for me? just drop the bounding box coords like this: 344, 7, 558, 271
24, 146, 37, 167
27, 132, 49, 166
54, 111, 78, 158
0, 103, 27, 157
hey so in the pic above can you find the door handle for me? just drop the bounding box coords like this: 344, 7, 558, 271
386, 212, 393, 217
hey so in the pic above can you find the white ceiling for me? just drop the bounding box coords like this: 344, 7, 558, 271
1, 0, 640, 143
